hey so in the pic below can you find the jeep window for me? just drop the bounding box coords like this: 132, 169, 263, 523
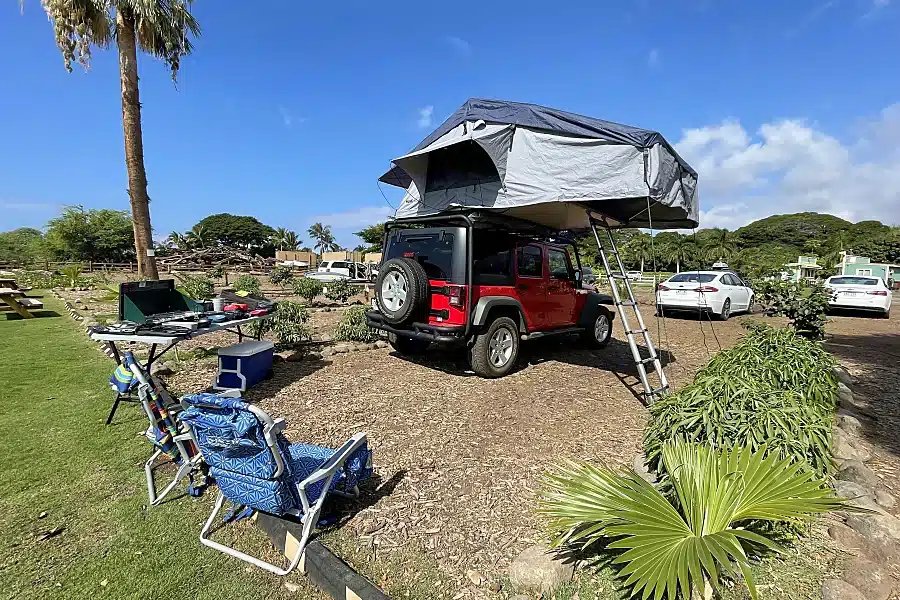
385, 233, 455, 280
517, 245, 543, 278
548, 248, 572, 280
473, 234, 513, 285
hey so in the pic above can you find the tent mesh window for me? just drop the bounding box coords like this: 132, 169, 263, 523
425, 142, 500, 193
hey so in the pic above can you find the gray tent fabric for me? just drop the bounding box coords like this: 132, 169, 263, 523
381, 98, 699, 230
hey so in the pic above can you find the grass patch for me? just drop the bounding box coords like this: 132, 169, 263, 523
0, 293, 323, 600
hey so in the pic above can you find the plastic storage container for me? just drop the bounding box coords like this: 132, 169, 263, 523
214, 340, 275, 392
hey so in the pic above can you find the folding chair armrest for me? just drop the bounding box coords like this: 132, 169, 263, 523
297, 432, 368, 494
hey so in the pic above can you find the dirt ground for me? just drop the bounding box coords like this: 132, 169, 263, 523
165, 290, 897, 597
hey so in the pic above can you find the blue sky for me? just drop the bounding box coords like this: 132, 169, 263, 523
1, 0, 898, 247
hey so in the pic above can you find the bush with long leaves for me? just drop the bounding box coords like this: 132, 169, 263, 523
541, 441, 847, 600
233, 274, 262, 296
293, 277, 323, 305
333, 306, 380, 343
644, 325, 837, 478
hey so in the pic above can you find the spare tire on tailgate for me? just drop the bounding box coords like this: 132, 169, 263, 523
374, 257, 429, 326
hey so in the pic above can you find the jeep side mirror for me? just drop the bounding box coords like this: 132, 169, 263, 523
574, 270, 582, 281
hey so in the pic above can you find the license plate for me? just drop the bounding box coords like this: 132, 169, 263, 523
843, 292, 860, 298
676, 290, 687, 295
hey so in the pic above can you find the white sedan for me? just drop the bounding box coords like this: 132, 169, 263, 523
656, 271, 754, 320
825, 275, 892, 318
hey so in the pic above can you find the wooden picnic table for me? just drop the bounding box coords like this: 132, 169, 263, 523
0, 283, 44, 318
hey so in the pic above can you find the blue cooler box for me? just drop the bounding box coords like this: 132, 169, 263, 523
214, 340, 275, 392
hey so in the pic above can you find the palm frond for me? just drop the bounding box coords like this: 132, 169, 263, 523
41, 0, 113, 71
540, 441, 846, 600
121, 0, 200, 80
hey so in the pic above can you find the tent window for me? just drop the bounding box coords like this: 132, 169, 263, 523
425, 141, 500, 193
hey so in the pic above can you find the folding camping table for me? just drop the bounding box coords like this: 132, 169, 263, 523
90, 313, 273, 424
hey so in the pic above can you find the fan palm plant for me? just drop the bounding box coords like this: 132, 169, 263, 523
273, 227, 290, 250
283, 230, 302, 251
541, 441, 848, 600
37, 0, 201, 280
185, 224, 208, 249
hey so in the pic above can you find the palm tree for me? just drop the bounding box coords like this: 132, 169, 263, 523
665, 235, 695, 273
38, 0, 200, 280
273, 227, 290, 250
185, 224, 208, 249
626, 234, 654, 273
307, 222, 338, 254
283, 230, 301, 251
166, 231, 187, 250
703, 229, 739, 262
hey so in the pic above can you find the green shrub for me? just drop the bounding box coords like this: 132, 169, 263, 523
60, 264, 84, 288
206, 265, 226, 281
333, 306, 380, 343
754, 279, 831, 339
265, 300, 310, 345
644, 325, 837, 478
293, 277, 323, 304
324, 278, 358, 304
233, 274, 261, 296
178, 275, 215, 301
270, 265, 295, 288
14, 270, 65, 289
541, 441, 846, 600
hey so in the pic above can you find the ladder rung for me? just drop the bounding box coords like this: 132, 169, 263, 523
625, 328, 647, 336
616, 300, 637, 307
649, 386, 669, 397
609, 274, 628, 279
639, 356, 657, 364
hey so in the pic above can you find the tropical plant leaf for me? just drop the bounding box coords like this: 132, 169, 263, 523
540, 441, 846, 600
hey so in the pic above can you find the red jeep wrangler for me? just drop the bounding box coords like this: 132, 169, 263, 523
366, 213, 615, 377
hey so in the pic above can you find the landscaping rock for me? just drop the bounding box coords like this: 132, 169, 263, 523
320, 348, 334, 358
875, 488, 896, 510
821, 579, 867, 600
838, 460, 881, 489
632, 453, 657, 485
508, 544, 574, 593
834, 480, 883, 513
837, 382, 853, 403
839, 389, 875, 417
332, 343, 353, 354
835, 411, 865, 438
846, 514, 900, 562
374, 340, 388, 349
151, 361, 175, 377
841, 556, 897, 600
828, 522, 872, 554
831, 365, 855, 386
833, 428, 872, 463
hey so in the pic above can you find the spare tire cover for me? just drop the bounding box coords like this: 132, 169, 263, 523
374, 257, 429, 326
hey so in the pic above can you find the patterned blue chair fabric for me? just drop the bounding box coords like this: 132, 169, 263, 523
180, 393, 372, 517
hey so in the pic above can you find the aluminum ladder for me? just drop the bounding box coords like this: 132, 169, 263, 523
589, 217, 669, 403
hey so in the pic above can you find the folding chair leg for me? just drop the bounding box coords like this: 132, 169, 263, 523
145, 448, 198, 506
200, 492, 310, 576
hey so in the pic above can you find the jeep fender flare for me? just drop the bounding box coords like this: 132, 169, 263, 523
577, 293, 616, 330
471, 296, 527, 331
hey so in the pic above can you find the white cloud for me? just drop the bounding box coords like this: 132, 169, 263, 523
278, 106, 307, 128
862, 0, 891, 19
306, 205, 395, 230
417, 105, 434, 129
443, 36, 473, 58
674, 103, 900, 229
647, 48, 660, 67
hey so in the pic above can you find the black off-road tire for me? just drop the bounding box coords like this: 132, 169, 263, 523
581, 309, 613, 348
375, 257, 430, 326
469, 316, 520, 378
717, 298, 731, 321
388, 332, 430, 355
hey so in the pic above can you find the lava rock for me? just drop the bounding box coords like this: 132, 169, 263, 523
875, 488, 896, 510
838, 460, 881, 489
374, 340, 389, 349
841, 556, 897, 600
833, 428, 872, 463
821, 579, 867, 600
834, 480, 883, 513
508, 544, 574, 593
846, 513, 900, 563
831, 365, 855, 386
835, 411, 865, 438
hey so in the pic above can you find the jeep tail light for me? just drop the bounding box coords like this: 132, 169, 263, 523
694, 286, 719, 293
448, 285, 467, 307
657, 284, 670, 291
868, 290, 888, 296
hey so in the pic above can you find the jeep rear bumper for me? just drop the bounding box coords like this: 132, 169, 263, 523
366, 311, 466, 345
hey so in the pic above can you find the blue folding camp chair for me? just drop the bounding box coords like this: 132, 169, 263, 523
109, 352, 206, 505
179, 393, 373, 575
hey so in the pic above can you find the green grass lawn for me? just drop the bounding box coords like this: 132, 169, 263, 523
0, 294, 321, 600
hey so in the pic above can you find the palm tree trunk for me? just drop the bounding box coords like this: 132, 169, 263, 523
116, 11, 159, 280
676, 257, 681, 273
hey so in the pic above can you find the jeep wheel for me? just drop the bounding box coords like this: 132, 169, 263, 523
470, 317, 520, 378
582, 310, 613, 348
388, 332, 430, 355
375, 258, 429, 326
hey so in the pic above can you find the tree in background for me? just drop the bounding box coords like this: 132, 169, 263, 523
38, 0, 201, 280
307, 222, 339, 254
625, 233, 654, 272
282, 230, 301, 251
355, 223, 385, 253
702, 228, 739, 262
185, 223, 209, 249
45, 205, 135, 262
193, 214, 275, 250
0, 228, 49, 265
166, 231, 187, 250
663, 235, 696, 273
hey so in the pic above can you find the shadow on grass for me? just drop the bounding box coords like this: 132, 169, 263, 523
1, 310, 61, 320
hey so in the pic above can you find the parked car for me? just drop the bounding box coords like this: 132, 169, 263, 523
366, 218, 616, 378
581, 266, 598, 286
626, 271, 642, 281
824, 275, 892, 318
656, 271, 754, 320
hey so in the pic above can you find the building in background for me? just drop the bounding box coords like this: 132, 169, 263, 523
840, 253, 900, 287
782, 256, 822, 282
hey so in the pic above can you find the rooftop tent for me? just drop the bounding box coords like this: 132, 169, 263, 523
379, 98, 699, 230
